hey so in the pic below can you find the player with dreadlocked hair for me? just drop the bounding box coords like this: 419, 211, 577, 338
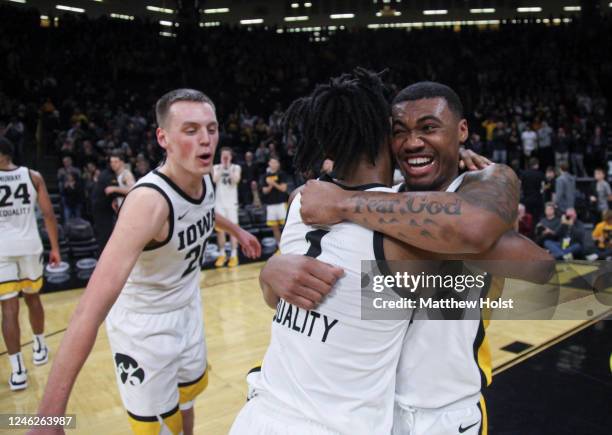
231, 68, 415, 435
284, 66, 392, 181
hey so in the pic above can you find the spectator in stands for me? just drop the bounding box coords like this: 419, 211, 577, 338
535, 202, 561, 247
590, 167, 612, 216
57, 156, 81, 188
62, 173, 84, 221
570, 128, 587, 177
554, 127, 570, 168
542, 166, 556, 203
591, 210, 612, 260
90, 167, 118, 252
543, 208, 585, 260
133, 155, 151, 180
261, 157, 288, 246
507, 123, 521, 164
521, 157, 546, 222
521, 124, 538, 167
537, 120, 553, 169
255, 141, 270, 171
516, 203, 534, 239
469, 133, 484, 156
481, 116, 496, 152
239, 151, 259, 206
491, 121, 507, 164
554, 162, 576, 213
589, 125, 606, 167
104, 150, 135, 207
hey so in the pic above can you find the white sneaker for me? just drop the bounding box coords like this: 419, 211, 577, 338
33, 344, 49, 366
9, 370, 27, 391
585, 253, 599, 261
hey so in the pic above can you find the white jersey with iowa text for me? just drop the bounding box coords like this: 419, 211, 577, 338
255, 180, 410, 435
395, 172, 492, 409
115, 169, 215, 314
0, 166, 42, 256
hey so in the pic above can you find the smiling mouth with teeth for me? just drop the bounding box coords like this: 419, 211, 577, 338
406, 157, 434, 167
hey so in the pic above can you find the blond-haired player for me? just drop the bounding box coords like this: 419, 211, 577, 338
31, 89, 260, 435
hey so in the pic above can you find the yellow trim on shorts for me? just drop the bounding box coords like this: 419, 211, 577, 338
127, 416, 162, 435
0, 280, 22, 295
20, 276, 43, 293
127, 405, 182, 435
178, 370, 209, 404
479, 396, 488, 435
266, 219, 285, 227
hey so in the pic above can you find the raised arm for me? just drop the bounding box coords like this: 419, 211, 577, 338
33, 188, 169, 425
301, 164, 519, 254
31, 170, 61, 266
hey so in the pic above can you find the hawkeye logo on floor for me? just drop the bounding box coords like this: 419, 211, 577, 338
115, 353, 145, 386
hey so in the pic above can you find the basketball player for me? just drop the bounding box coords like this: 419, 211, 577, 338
31, 89, 261, 435
261, 157, 288, 246
105, 150, 136, 208
233, 71, 550, 434
213, 147, 242, 267
260, 82, 552, 434
0, 137, 60, 391
231, 67, 414, 435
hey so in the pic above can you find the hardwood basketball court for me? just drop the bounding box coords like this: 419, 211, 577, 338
0, 262, 609, 434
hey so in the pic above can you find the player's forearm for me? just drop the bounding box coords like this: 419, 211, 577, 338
338, 191, 510, 254
215, 214, 243, 238
43, 214, 60, 251
448, 231, 555, 284
259, 267, 280, 309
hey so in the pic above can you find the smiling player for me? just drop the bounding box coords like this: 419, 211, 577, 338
31, 89, 260, 435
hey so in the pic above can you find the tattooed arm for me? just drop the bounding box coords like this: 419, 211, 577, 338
300, 164, 519, 254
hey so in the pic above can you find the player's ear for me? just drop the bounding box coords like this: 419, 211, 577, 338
458, 119, 468, 144
156, 127, 169, 151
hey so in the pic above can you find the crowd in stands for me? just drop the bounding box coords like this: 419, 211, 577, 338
1, 4, 611, 260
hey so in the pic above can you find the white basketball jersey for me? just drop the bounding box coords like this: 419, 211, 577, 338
213, 164, 240, 207
0, 166, 42, 256
395, 172, 492, 409
115, 170, 215, 313
256, 181, 410, 435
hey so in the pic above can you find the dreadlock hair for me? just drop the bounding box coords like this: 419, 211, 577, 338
283, 67, 390, 179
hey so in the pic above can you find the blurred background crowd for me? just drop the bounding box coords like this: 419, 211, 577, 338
1, 3, 611, 266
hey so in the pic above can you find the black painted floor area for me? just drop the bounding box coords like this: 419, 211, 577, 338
486, 318, 611, 435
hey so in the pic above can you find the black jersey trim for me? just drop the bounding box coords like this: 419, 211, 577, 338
127, 404, 179, 422
373, 231, 386, 262
128, 183, 174, 251
26, 168, 36, 191
153, 169, 207, 205
473, 319, 488, 391
247, 365, 262, 376
177, 369, 207, 388
319, 173, 388, 191
0, 166, 20, 172
477, 400, 484, 435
